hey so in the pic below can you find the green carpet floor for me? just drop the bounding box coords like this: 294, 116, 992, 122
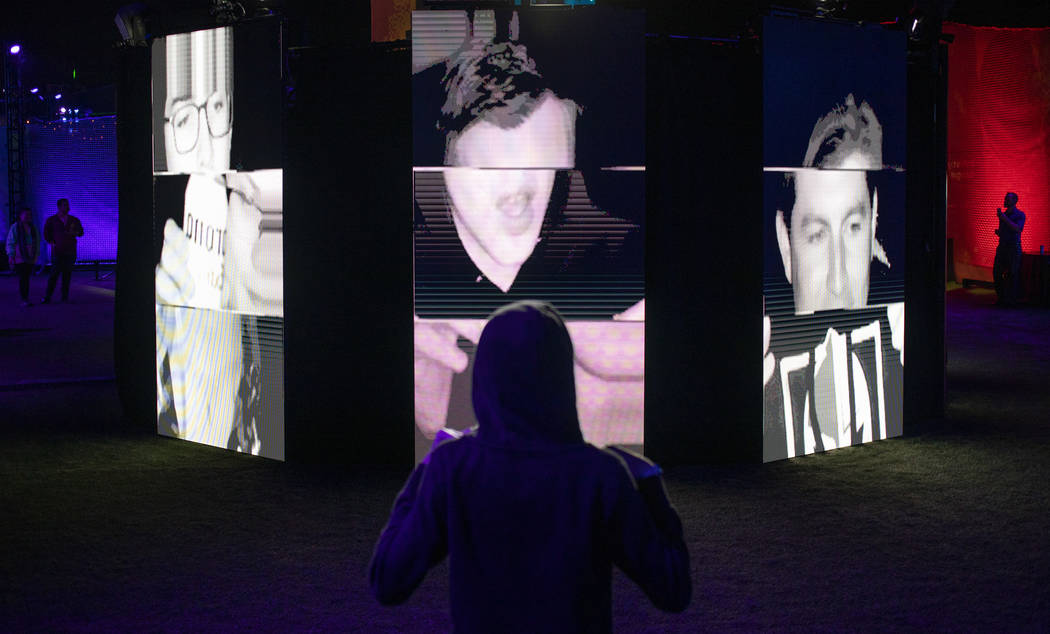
1, 287, 1048, 631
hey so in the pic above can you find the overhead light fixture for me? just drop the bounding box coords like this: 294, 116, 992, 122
210, 0, 246, 25
115, 3, 148, 45
9, 44, 21, 55
55, 93, 62, 100
814, 0, 842, 18
29, 87, 39, 94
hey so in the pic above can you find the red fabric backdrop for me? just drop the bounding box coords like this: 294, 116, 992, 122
946, 23, 1050, 278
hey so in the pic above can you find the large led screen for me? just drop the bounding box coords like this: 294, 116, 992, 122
762, 17, 906, 462
152, 23, 285, 460
412, 9, 644, 460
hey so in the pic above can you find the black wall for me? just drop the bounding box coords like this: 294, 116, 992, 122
283, 44, 413, 465
645, 37, 764, 466
114, 44, 157, 430
904, 42, 949, 427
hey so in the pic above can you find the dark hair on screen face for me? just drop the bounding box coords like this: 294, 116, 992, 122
779, 94, 882, 229
438, 39, 552, 163
472, 300, 584, 447
435, 37, 574, 230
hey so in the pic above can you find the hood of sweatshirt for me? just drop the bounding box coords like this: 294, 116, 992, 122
472, 300, 584, 448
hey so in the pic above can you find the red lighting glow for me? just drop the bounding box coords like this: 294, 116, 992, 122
946, 24, 1050, 278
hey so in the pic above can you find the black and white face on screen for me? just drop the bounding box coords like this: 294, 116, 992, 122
161, 27, 233, 174
763, 15, 907, 463
775, 96, 882, 315
412, 9, 646, 460
443, 90, 575, 292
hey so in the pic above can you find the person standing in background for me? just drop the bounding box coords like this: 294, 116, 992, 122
993, 192, 1025, 306
5, 207, 41, 307
42, 198, 84, 304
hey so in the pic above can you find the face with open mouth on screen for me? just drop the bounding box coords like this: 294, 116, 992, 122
443, 92, 575, 292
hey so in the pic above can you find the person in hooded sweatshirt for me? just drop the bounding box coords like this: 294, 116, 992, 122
370, 300, 690, 633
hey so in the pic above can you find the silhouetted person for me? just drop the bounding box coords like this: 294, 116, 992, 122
371, 300, 690, 633
42, 198, 83, 304
5, 207, 40, 307
993, 192, 1025, 305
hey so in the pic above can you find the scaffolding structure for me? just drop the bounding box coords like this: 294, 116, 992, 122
4, 51, 26, 226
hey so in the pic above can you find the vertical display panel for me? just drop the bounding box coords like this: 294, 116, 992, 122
412, 9, 645, 460
762, 17, 906, 462
152, 23, 285, 460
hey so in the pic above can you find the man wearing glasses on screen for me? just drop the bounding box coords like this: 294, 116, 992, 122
413, 24, 645, 449
161, 27, 232, 174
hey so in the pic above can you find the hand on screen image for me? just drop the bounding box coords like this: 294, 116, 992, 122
413, 314, 645, 446
763, 313, 775, 387
156, 174, 228, 310
414, 318, 484, 438
569, 317, 644, 447
567, 320, 643, 380
155, 217, 196, 306
155, 172, 283, 316
224, 171, 283, 317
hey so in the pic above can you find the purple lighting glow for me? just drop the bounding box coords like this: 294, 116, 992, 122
54, 93, 62, 100
29, 87, 39, 94
9, 44, 21, 55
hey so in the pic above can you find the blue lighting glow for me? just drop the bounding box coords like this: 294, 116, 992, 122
26, 117, 119, 262
9, 44, 21, 55
54, 93, 62, 100
29, 87, 39, 94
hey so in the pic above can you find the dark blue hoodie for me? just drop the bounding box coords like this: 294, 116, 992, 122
370, 301, 690, 632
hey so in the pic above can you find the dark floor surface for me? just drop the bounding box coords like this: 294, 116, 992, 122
0, 270, 115, 387
1, 279, 1048, 632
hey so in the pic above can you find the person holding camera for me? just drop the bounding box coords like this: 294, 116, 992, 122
993, 192, 1025, 306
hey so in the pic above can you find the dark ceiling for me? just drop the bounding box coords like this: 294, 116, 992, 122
1, 0, 1046, 110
